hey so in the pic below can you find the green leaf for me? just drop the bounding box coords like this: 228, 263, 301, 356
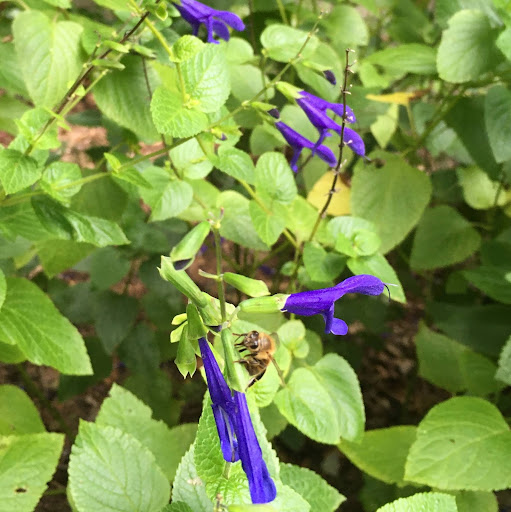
218, 191, 268, 251
456, 166, 506, 209
0, 42, 28, 96
0, 385, 45, 435
351, 151, 432, 254
496, 336, 511, 385
463, 266, 511, 304
249, 200, 287, 246
404, 397, 511, 490
274, 367, 340, 444
13, 11, 84, 107
0, 433, 64, 512
151, 86, 209, 138
94, 56, 159, 141
37, 240, 94, 278
0, 269, 5, 312
303, 242, 345, 283
96, 384, 196, 480
455, 490, 498, 512
91, 0, 130, 10
169, 138, 213, 180
371, 103, 399, 149
347, 253, 406, 303
261, 24, 318, 62
69, 422, 170, 512
485, 85, 511, 163
230, 64, 272, 103
214, 146, 255, 184
410, 205, 481, 270
89, 247, 131, 290
172, 446, 212, 512
15, 108, 60, 151
366, 44, 437, 74
0, 277, 92, 375
139, 168, 194, 221
416, 322, 502, 396
0, 149, 41, 194
329, 216, 381, 257
437, 10, 500, 83
312, 354, 365, 442
32, 196, 130, 247
41, 162, 82, 205
255, 152, 297, 205
339, 426, 417, 486
376, 492, 457, 512
323, 5, 369, 48
93, 291, 138, 353
182, 44, 230, 112
280, 463, 345, 512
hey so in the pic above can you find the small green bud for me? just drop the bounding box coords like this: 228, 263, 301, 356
175, 325, 197, 378
170, 221, 210, 270
238, 294, 288, 314
275, 81, 302, 101
186, 303, 208, 340
224, 272, 270, 298
159, 256, 207, 308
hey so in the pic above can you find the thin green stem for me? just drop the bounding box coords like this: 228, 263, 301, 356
276, 0, 289, 25
212, 227, 227, 323
16, 364, 74, 440
14, 0, 30, 9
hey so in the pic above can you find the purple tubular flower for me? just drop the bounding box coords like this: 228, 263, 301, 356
282, 275, 385, 335
299, 91, 356, 123
233, 392, 277, 504
275, 121, 337, 172
173, 0, 245, 44
323, 70, 337, 85
198, 338, 277, 503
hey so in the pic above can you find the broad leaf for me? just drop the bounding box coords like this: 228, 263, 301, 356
40, 162, 82, 205
0, 278, 92, 375
496, 336, 511, 386
68, 422, 170, 512
405, 397, 511, 490
213, 146, 255, 184
485, 85, 511, 163
13, 11, 84, 107
255, 152, 297, 205
0, 433, 64, 512
0, 385, 45, 435
261, 24, 318, 62
376, 492, 457, 512
366, 44, 437, 74
351, 151, 431, 254
249, 201, 287, 246
0, 149, 40, 194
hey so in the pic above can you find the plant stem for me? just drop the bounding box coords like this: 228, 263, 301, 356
276, 0, 289, 25
16, 364, 74, 440
213, 227, 227, 323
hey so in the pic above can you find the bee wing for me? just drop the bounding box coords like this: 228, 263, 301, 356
270, 332, 280, 348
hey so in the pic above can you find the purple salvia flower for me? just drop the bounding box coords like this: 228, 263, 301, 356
297, 91, 365, 158
173, 0, 245, 44
233, 392, 277, 504
198, 337, 277, 503
275, 121, 337, 172
323, 70, 337, 85
282, 275, 385, 335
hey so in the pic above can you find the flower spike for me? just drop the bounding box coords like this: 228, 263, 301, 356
282, 275, 385, 335
173, 0, 245, 44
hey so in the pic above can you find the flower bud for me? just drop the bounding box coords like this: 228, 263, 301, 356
238, 294, 288, 314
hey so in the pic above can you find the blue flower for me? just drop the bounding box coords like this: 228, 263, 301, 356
198, 338, 277, 504
323, 70, 337, 85
282, 275, 385, 335
296, 91, 365, 158
173, 0, 245, 44
275, 121, 337, 172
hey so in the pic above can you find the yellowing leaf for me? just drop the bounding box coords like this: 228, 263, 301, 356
307, 172, 351, 216
366, 92, 416, 106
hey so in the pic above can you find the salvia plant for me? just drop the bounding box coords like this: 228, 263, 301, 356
0, 0, 511, 512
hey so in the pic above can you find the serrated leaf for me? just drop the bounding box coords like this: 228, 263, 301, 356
280, 463, 345, 511
351, 151, 431, 254
182, 44, 230, 113
89, 247, 130, 290
437, 10, 500, 83
404, 397, 511, 490
376, 492, 457, 512
261, 24, 318, 62
139, 167, 194, 221
170, 138, 213, 180
410, 205, 481, 270
323, 4, 369, 48
214, 146, 255, 184
69, 422, 170, 512
496, 336, 511, 385
32, 196, 129, 247
172, 446, 213, 512
249, 201, 287, 246
94, 56, 159, 141
37, 240, 94, 278
151, 86, 209, 137
274, 367, 340, 444
366, 44, 437, 74
456, 166, 506, 209
340, 426, 417, 486
15, 108, 60, 150
0, 433, 64, 512
0, 277, 92, 375
13, 11, 84, 107
463, 266, 511, 304
96, 384, 197, 480
255, 152, 297, 205
303, 242, 345, 283
455, 490, 498, 512
0, 385, 45, 435
485, 85, 511, 163
0, 149, 40, 194
41, 162, 82, 204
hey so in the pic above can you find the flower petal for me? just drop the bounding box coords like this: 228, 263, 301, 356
212, 403, 239, 462
320, 307, 349, 335
343, 127, 365, 157
299, 90, 356, 123
215, 10, 246, 31
233, 392, 277, 504
334, 274, 385, 296
314, 143, 337, 168
275, 121, 314, 150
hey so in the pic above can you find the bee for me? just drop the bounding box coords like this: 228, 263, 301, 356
233, 331, 285, 387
